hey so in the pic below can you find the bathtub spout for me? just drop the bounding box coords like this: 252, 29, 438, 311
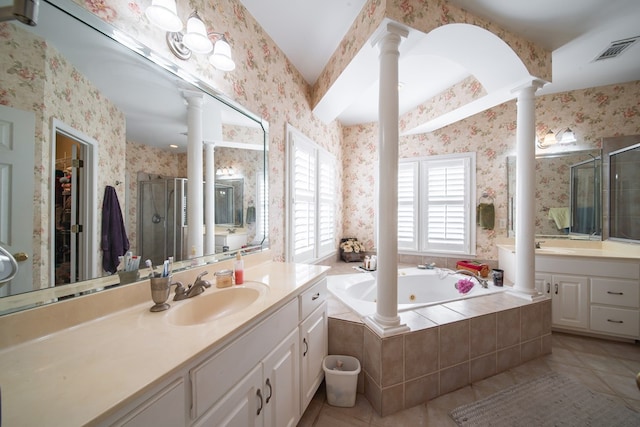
454, 269, 488, 288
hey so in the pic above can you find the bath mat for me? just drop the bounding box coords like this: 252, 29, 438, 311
449, 372, 640, 426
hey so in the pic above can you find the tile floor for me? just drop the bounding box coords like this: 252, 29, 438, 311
298, 332, 640, 426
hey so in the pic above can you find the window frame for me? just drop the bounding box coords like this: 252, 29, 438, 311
398, 152, 476, 256
286, 125, 337, 263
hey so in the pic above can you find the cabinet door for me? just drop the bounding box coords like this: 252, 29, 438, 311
534, 273, 552, 296
300, 302, 327, 412
194, 365, 263, 427
552, 274, 589, 329
263, 328, 300, 427
116, 379, 185, 427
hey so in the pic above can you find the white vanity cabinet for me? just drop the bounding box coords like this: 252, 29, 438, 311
298, 278, 328, 413
536, 272, 589, 329
501, 246, 640, 340
191, 299, 300, 427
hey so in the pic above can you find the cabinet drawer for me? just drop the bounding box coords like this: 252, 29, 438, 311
300, 278, 327, 320
590, 306, 640, 337
591, 278, 639, 308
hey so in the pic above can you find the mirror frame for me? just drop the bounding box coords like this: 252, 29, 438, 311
0, 0, 269, 315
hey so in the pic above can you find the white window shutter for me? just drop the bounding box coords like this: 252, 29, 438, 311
419, 155, 474, 254
398, 161, 418, 251
318, 150, 335, 258
292, 139, 316, 262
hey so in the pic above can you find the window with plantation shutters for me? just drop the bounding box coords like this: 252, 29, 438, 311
397, 153, 475, 255
287, 125, 336, 263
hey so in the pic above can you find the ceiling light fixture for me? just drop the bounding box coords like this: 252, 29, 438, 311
145, 1, 235, 71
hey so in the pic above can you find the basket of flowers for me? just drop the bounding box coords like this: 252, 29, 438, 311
340, 238, 366, 262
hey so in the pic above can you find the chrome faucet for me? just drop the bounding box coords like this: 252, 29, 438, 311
174, 271, 212, 301
454, 269, 489, 288
535, 240, 545, 249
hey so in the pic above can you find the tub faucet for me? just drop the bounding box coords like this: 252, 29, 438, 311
454, 269, 489, 288
174, 271, 212, 301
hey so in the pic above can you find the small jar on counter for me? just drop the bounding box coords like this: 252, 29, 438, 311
215, 269, 234, 288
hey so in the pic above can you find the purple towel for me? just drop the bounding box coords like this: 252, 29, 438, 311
101, 185, 129, 274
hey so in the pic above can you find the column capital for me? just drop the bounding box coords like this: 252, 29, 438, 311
371, 22, 409, 49
511, 78, 547, 96
182, 90, 204, 105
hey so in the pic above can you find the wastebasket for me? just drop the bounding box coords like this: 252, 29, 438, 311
322, 355, 361, 407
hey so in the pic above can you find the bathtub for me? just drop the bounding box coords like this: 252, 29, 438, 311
327, 267, 506, 317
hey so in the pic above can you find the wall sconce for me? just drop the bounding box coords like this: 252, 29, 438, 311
145, 0, 235, 71
0, 0, 39, 26
537, 127, 577, 149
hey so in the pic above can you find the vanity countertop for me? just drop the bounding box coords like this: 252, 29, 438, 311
497, 241, 640, 260
0, 259, 329, 426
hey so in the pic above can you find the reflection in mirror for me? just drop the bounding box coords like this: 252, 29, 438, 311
507, 149, 602, 239
0, 0, 268, 314
608, 142, 640, 242
215, 179, 243, 227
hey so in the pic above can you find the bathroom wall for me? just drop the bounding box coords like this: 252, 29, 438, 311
342, 80, 640, 260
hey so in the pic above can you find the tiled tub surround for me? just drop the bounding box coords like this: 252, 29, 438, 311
327, 292, 552, 417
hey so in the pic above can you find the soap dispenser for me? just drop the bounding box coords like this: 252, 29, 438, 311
234, 251, 244, 285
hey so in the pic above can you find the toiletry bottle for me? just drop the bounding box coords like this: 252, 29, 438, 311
234, 251, 244, 285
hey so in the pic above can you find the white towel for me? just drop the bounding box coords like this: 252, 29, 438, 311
548, 207, 570, 229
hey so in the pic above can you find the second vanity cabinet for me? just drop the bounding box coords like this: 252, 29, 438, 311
500, 246, 640, 340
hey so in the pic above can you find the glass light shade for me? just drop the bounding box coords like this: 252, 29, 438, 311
182, 14, 213, 54
542, 130, 557, 146
557, 128, 577, 144
209, 39, 236, 71
145, 0, 182, 32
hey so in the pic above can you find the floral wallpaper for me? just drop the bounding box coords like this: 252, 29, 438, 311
343, 80, 640, 261
3, 0, 638, 280
313, 0, 551, 109
1, 22, 125, 288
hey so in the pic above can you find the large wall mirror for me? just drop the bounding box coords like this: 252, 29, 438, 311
507, 149, 602, 239
0, 0, 268, 314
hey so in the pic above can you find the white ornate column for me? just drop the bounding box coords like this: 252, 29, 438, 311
512, 81, 545, 298
364, 23, 410, 337
184, 91, 204, 258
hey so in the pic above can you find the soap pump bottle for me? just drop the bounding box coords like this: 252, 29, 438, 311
234, 251, 244, 285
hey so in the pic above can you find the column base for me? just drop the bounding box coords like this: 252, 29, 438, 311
506, 287, 547, 302
364, 315, 410, 338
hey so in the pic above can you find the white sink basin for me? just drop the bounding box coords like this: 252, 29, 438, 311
167, 282, 267, 326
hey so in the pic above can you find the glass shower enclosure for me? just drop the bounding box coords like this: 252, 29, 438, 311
570, 156, 601, 236
137, 178, 188, 266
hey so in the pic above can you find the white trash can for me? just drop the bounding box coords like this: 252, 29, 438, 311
323, 355, 361, 407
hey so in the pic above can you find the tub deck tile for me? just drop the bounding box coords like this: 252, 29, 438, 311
414, 305, 468, 325
399, 310, 438, 331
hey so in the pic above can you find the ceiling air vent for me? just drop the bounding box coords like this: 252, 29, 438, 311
594, 36, 639, 61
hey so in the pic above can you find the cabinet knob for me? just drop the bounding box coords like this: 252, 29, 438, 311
554, 284, 558, 295
13, 252, 28, 262
546, 283, 550, 294
303, 338, 308, 357
312, 292, 320, 301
